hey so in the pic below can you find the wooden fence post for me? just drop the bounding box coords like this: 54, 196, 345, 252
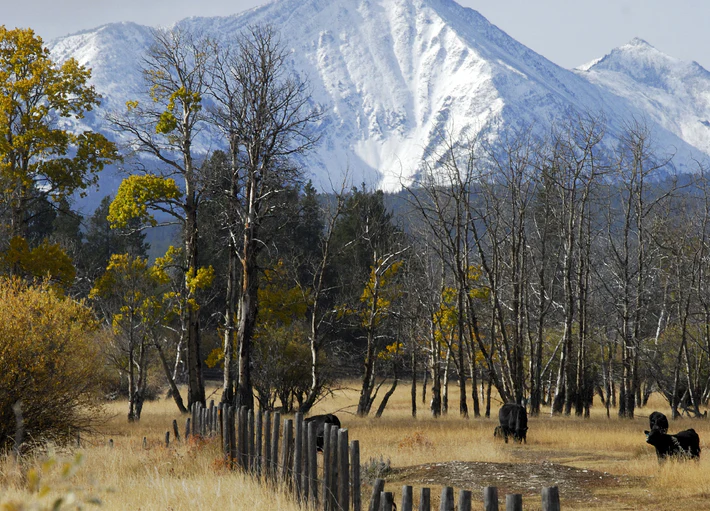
271, 412, 281, 480
483, 487, 499, 511
281, 419, 294, 485
419, 488, 430, 511
329, 425, 339, 511
222, 405, 230, 464
308, 421, 318, 507
350, 440, 361, 511
238, 407, 246, 469
401, 485, 413, 511
248, 409, 255, 472
505, 494, 522, 511
294, 413, 303, 500
172, 419, 180, 442
301, 416, 309, 502
458, 490, 471, 511
264, 411, 272, 479
165, 431, 170, 448
368, 478, 385, 511
439, 487, 454, 511
338, 428, 349, 511
229, 406, 237, 467
542, 487, 560, 511
380, 492, 394, 511
322, 424, 332, 511
256, 410, 263, 479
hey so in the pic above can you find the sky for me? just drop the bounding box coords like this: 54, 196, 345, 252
4, 0, 710, 70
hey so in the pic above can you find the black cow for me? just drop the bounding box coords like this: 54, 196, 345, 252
495, 403, 528, 444
304, 413, 341, 451
649, 411, 669, 434
644, 428, 701, 461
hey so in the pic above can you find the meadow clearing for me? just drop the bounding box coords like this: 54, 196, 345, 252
1, 381, 709, 511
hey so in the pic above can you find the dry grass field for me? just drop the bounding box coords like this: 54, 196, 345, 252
1, 381, 709, 510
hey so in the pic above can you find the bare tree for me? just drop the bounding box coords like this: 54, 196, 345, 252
208, 25, 319, 409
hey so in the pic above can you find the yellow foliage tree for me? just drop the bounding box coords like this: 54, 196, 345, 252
0, 236, 75, 288
0, 26, 119, 239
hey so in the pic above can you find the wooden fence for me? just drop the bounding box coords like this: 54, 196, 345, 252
370, 481, 561, 511
159, 402, 562, 511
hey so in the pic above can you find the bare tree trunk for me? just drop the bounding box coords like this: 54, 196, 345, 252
155, 341, 187, 413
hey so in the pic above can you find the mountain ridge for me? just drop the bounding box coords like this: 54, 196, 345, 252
45, 0, 710, 209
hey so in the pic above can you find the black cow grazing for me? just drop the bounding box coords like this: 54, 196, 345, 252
644, 428, 701, 461
304, 414, 341, 451
496, 403, 528, 444
649, 411, 669, 434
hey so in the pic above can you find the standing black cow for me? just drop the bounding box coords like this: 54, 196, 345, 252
495, 403, 528, 444
304, 413, 341, 451
649, 411, 669, 434
644, 428, 701, 461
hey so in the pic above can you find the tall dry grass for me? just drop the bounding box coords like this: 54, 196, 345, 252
1, 381, 708, 510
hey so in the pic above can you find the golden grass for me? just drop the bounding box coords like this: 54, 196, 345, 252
1, 382, 709, 510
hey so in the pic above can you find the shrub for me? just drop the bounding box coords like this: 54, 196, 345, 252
361, 455, 391, 484
0, 277, 104, 450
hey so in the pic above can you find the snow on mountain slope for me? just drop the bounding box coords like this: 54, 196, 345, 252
46, 0, 710, 200
577, 38, 710, 157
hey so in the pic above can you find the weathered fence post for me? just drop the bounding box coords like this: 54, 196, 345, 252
458, 490, 471, 511
322, 424, 332, 511
505, 494, 522, 511
308, 421, 318, 507
238, 407, 248, 469
264, 411, 272, 478
222, 405, 230, 464
483, 487, 499, 511
351, 440, 361, 511
271, 412, 281, 480
165, 431, 170, 448
248, 409, 255, 472
256, 410, 263, 479
329, 425, 339, 511
294, 413, 304, 500
172, 419, 180, 442
338, 428, 350, 511
542, 486, 560, 511
439, 487, 454, 511
281, 419, 294, 485
419, 488, 430, 511
301, 416, 309, 502
401, 485, 413, 511
368, 478, 385, 511
380, 492, 394, 511
191, 403, 197, 438
229, 406, 237, 467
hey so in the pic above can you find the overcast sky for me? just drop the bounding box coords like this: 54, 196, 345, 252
5, 0, 710, 70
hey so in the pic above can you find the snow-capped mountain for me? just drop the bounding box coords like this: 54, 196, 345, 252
47, 0, 710, 207
577, 37, 710, 159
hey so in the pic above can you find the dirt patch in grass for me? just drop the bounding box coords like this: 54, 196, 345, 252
387, 459, 643, 508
